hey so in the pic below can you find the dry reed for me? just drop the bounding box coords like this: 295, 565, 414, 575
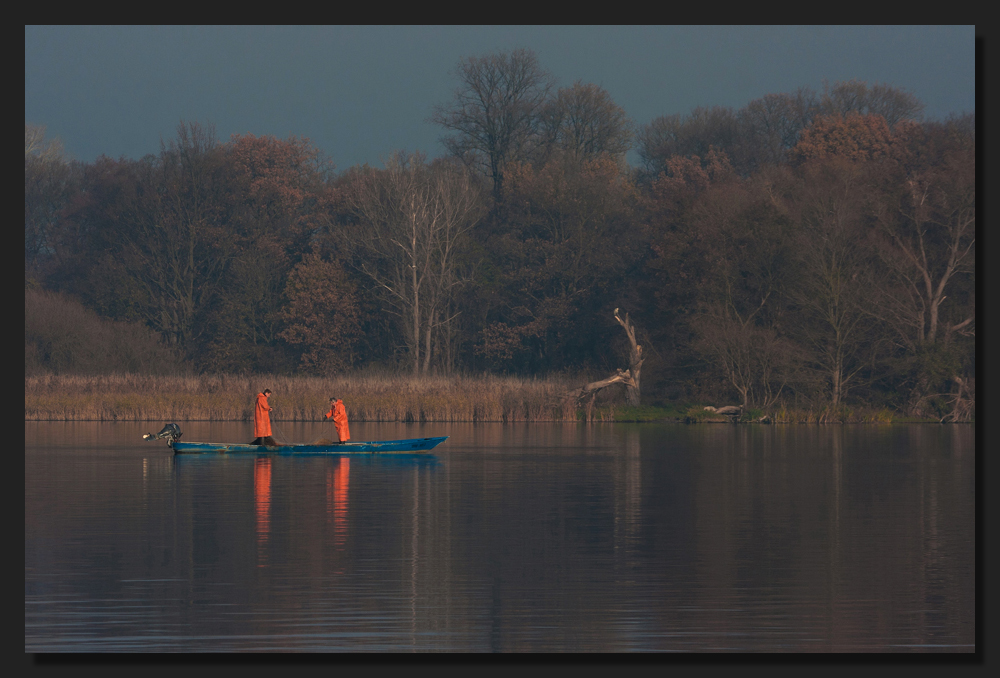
25, 372, 581, 422
769, 405, 895, 424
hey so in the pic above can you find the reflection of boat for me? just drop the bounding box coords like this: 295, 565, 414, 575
143, 423, 446, 455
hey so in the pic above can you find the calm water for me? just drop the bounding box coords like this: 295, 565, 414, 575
25, 421, 975, 652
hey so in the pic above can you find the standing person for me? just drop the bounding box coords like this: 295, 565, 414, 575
324, 396, 350, 443
252, 389, 275, 446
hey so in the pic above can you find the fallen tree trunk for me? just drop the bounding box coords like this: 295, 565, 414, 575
572, 369, 636, 421
704, 405, 742, 415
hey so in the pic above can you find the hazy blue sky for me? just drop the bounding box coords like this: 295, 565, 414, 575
25, 25, 976, 170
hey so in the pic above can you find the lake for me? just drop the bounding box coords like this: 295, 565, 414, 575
25, 421, 975, 652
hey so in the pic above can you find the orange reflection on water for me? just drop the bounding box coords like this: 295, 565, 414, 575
326, 458, 350, 548
254, 457, 272, 566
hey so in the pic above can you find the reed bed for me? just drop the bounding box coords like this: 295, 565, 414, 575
768, 406, 896, 424
25, 372, 581, 422
25, 373, 933, 424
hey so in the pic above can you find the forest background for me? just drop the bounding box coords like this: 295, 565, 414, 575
25, 49, 976, 422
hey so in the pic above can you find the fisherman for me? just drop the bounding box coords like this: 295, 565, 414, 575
251, 388, 275, 446
324, 396, 350, 444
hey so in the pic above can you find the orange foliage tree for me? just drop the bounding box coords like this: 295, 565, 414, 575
790, 113, 895, 164
279, 250, 362, 375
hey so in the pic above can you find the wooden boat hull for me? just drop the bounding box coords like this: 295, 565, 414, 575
170, 436, 447, 455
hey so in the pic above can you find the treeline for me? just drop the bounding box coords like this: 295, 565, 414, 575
25, 49, 975, 420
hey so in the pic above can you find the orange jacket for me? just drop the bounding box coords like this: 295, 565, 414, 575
254, 393, 272, 437
325, 399, 350, 442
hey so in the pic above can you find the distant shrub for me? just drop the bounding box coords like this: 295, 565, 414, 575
25, 288, 187, 376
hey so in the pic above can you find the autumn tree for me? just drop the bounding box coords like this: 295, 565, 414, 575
65, 123, 334, 373
198, 133, 333, 372
25, 288, 184, 375
430, 48, 555, 204
636, 149, 739, 398
790, 112, 897, 165
278, 250, 362, 375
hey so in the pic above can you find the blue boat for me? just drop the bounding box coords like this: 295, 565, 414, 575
143, 423, 447, 456
171, 437, 447, 455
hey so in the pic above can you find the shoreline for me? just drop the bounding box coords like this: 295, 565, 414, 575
25, 373, 960, 425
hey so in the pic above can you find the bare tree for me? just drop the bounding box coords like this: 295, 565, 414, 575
686, 183, 797, 409
694, 311, 796, 410
819, 79, 924, 128
347, 152, 484, 375
870, 142, 975, 348
25, 126, 76, 285
25, 123, 64, 163
636, 106, 739, 176
733, 89, 817, 173
787, 159, 882, 405
89, 122, 231, 350
538, 81, 633, 165
430, 48, 554, 204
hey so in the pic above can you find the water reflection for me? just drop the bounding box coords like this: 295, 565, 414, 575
254, 457, 271, 566
25, 421, 975, 652
326, 458, 350, 549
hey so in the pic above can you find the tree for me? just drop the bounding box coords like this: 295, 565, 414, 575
25, 123, 64, 163
819, 79, 924, 128
26, 144, 79, 287
785, 157, 885, 405
614, 308, 644, 406
198, 133, 333, 372
430, 48, 555, 204
870, 128, 975, 349
635, 105, 739, 177
637, 149, 739, 399
685, 182, 798, 409
82, 122, 232, 352
790, 113, 896, 165
279, 250, 362, 375
732, 89, 817, 174
538, 81, 633, 165
347, 152, 484, 375
693, 312, 797, 410
478, 153, 641, 373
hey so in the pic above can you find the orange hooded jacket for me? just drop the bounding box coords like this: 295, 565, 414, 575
326, 399, 350, 442
254, 392, 272, 437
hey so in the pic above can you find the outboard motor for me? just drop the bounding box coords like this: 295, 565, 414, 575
143, 423, 182, 444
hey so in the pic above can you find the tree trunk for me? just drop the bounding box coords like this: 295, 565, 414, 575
614, 308, 644, 407
566, 310, 647, 414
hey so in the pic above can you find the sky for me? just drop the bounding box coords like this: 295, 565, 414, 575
25, 25, 977, 171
